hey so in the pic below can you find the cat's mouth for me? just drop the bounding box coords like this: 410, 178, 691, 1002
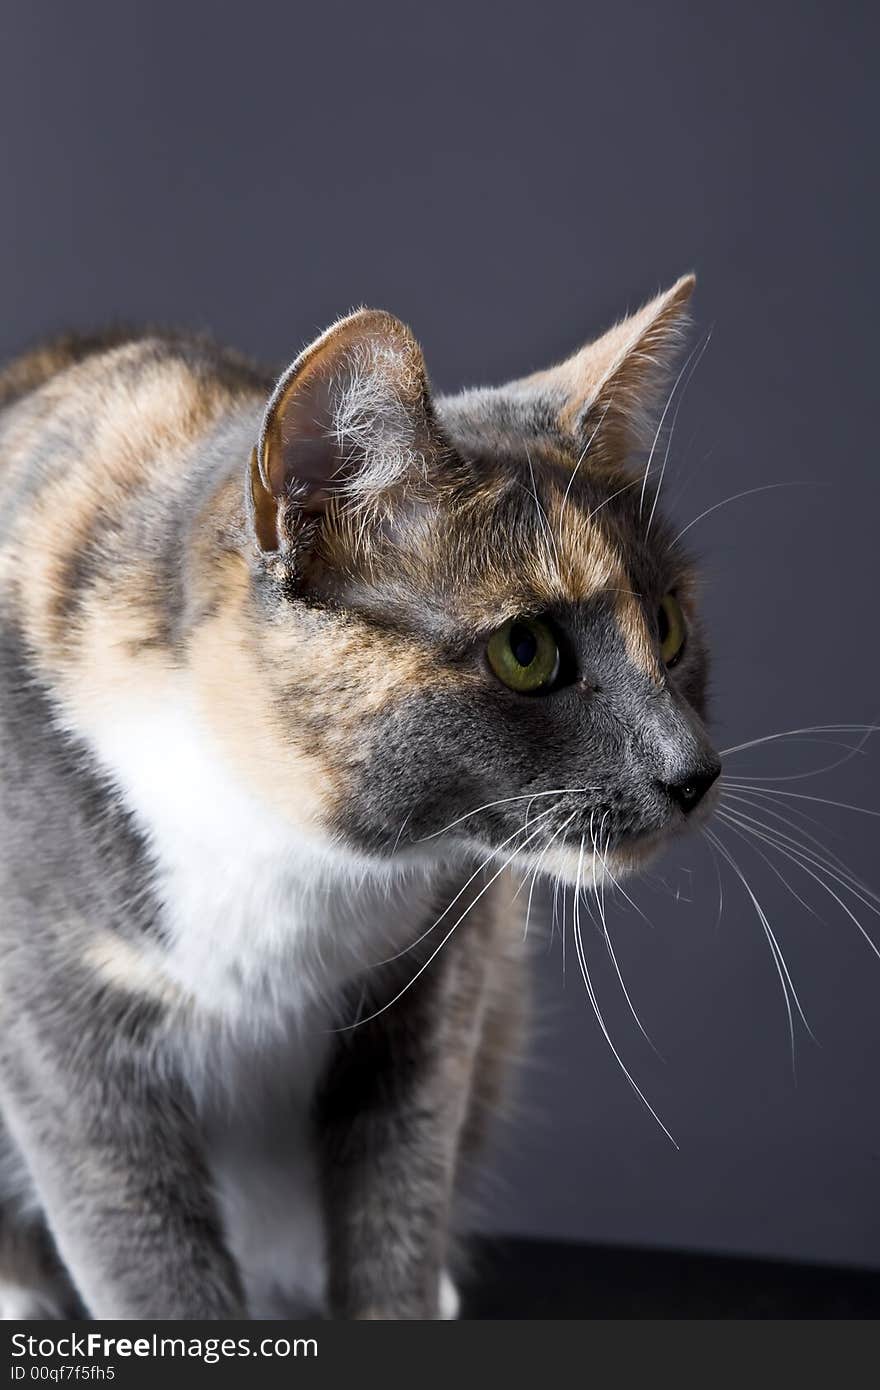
502, 780, 721, 889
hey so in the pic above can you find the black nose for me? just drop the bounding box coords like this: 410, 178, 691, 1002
664, 761, 721, 814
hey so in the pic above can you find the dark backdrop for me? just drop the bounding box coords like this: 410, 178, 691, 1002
1, 1, 877, 1269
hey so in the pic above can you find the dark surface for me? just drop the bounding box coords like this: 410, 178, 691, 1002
463, 1238, 880, 1319
0, 1, 878, 1266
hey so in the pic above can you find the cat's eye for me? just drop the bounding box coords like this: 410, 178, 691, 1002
487, 616, 560, 693
658, 593, 686, 666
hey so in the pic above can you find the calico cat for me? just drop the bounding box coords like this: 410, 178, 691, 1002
0, 275, 720, 1319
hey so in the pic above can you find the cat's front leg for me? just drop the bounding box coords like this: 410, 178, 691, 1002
0, 1039, 244, 1319
318, 1054, 456, 1319
318, 945, 485, 1320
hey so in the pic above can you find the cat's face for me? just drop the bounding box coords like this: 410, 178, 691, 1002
238, 278, 720, 885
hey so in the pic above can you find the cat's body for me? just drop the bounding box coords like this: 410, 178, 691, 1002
0, 281, 720, 1318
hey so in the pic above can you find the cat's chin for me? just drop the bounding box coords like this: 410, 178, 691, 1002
603, 800, 721, 881
603, 829, 675, 878
507, 838, 626, 889
508, 809, 717, 889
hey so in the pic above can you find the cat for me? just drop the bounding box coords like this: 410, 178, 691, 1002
0, 274, 720, 1319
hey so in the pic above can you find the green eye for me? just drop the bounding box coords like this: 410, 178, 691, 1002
487, 616, 560, 693
658, 593, 686, 666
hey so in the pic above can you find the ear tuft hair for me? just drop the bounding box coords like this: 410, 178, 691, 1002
329, 332, 431, 500
512, 274, 696, 456
250, 309, 440, 552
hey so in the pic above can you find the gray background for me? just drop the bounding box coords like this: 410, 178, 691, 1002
1, 1, 877, 1268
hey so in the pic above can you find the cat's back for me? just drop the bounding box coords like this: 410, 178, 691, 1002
0, 326, 271, 504
0, 328, 144, 412
0, 329, 271, 678
0, 329, 273, 937
0, 325, 273, 411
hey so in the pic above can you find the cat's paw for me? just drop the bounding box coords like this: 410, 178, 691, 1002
0, 1280, 64, 1320
438, 1269, 460, 1320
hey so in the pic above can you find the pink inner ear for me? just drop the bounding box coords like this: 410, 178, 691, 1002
268, 366, 346, 510
256, 307, 435, 541
509, 275, 695, 452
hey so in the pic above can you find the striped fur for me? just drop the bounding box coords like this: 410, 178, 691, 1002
0, 278, 719, 1318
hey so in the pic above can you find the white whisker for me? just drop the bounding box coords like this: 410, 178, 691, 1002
722, 789, 859, 884
335, 815, 555, 1032
584, 477, 641, 526
523, 443, 561, 582
720, 724, 879, 759
560, 395, 615, 520
716, 807, 880, 956
721, 795, 880, 915
639, 338, 705, 519
705, 826, 801, 1068
414, 787, 597, 843
572, 836, 677, 1146
591, 814, 659, 1054
724, 782, 880, 822
720, 799, 828, 923
375, 804, 558, 967
598, 841, 657, 932
646, 330, 712, 536
668, 481, 816, 550
523, 812, 577, 943
389, 809, 414, 855
701, 830, 725, 932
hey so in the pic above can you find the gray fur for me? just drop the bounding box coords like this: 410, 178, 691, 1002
0, 297, 717, 1319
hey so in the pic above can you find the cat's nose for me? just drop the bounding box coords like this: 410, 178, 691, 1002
661, 760, 721, 814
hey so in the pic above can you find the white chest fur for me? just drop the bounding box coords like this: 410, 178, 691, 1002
73, 686, 440, 1316
201, 1041, 331, 1318
80, 688, 433, 1022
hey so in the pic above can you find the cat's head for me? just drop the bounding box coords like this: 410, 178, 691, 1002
228, 276, 719, 884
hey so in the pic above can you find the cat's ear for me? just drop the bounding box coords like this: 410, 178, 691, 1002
516, 274, 695, 455
249, 309, 439, 552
